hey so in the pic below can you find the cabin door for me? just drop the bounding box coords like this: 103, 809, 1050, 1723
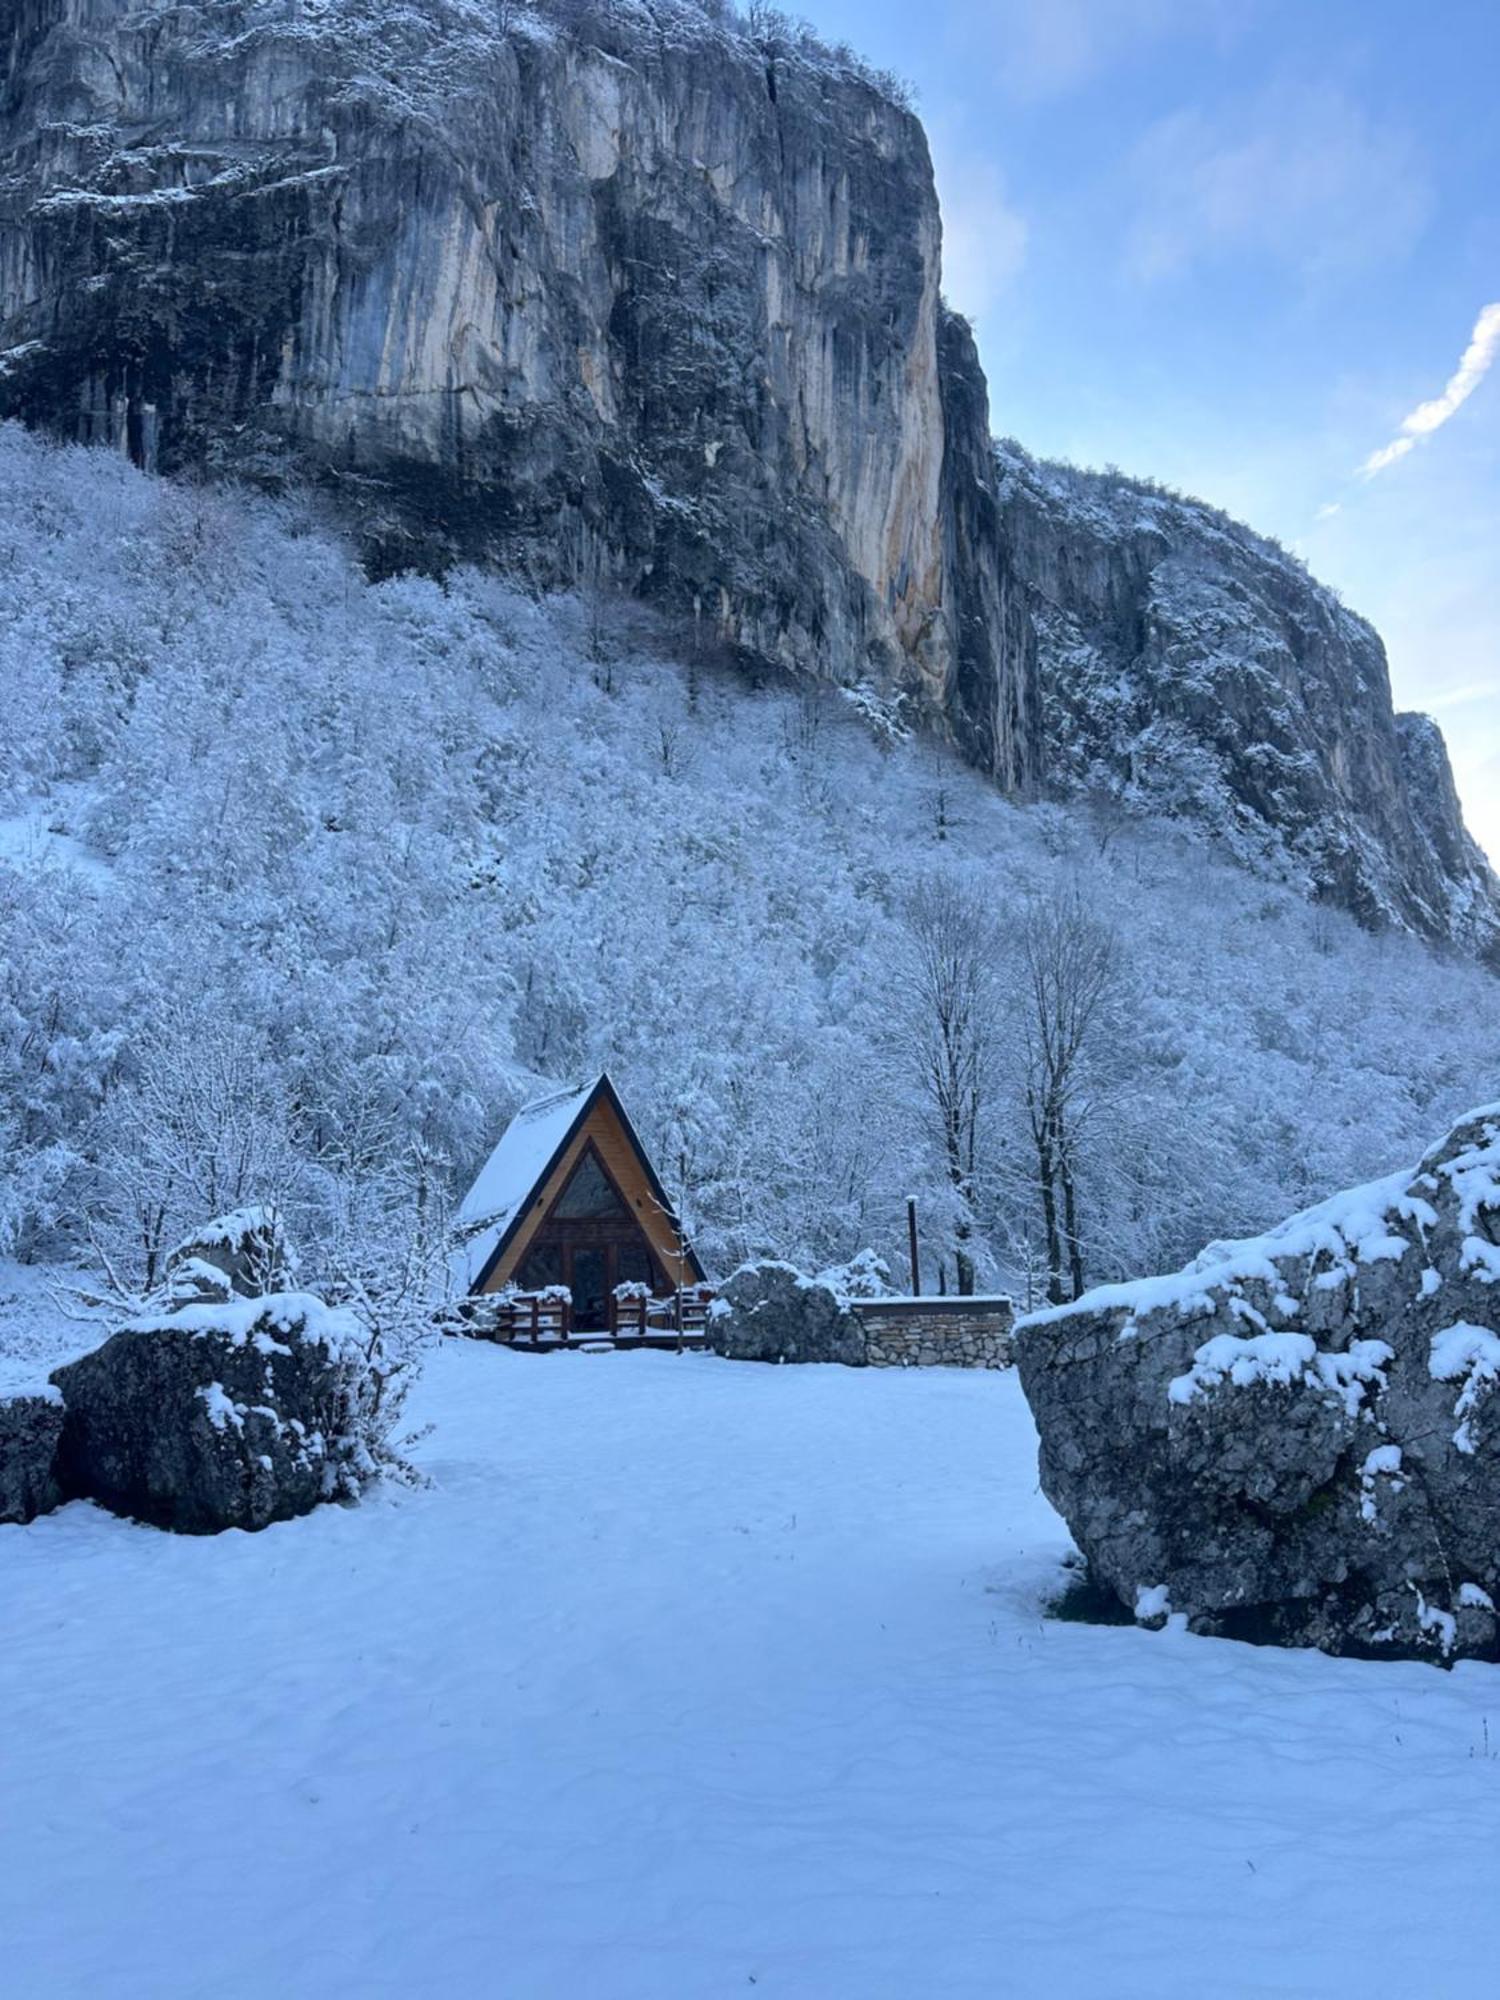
569, 1248, 610, 1330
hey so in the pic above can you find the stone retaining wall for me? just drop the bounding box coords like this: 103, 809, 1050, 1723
852, 1297, 1014, 1369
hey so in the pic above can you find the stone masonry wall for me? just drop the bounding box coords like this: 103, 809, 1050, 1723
852, 1299, 1014, 1370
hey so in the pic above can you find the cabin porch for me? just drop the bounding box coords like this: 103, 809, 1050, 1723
459, 1283, 716, 1353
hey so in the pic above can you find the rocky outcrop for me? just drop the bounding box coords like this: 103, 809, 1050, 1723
50, 1292, 380, 1533
0, 0, 963, 716
988, 444, 1500, 950
1, 0, 1494, 944
166, 1203, 297, 1303
936, 312, 1043, 793
0, 1385, 65, 1522
1015, 1105, 1500, 1662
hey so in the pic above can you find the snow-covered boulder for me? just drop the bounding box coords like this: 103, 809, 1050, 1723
166, 1205, 297, 1302
1016, 1104, 1500, 1662
49, 1293, 381, 1534
0, 1382, 64, 1523
708, 1262, 867, 1367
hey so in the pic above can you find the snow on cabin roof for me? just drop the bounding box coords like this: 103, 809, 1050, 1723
451, 1078, 603, 1293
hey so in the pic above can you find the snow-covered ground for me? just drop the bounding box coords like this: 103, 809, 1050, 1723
3, 1342, 1498, 1997
0, 1260, 101, 1395
0, 797, 112, 886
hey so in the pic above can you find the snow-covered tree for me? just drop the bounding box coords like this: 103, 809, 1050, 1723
0, 424, 1494, 1306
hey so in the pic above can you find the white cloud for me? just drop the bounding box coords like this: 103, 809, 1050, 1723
949, 0, 1249, 100
931, 143, 1029, 327
1360, 303, 1500, 478
1424, 678, 1500, 713
1124, 83, 1429, 284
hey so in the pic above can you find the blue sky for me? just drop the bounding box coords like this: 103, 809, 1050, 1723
800, 0, 1500, 863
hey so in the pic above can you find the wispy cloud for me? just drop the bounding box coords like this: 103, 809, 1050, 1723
949, 0, 1250, 101
1422, 678, 1500, 713
931, 139, 1029, 327
1124, 83, 1429, 284
1361, 303, 1500, 477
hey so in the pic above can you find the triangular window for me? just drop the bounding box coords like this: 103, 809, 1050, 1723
551, 1147, 631, 1220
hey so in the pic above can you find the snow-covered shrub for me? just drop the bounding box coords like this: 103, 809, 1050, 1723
814, 1248, 893, 1301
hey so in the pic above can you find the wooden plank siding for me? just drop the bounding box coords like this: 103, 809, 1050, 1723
477, 1095, 696, 1294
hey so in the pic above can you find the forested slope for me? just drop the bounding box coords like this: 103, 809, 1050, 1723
2, 428, 1494, 1300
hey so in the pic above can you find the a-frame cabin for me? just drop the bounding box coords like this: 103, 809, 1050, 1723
453, 1074, 705, 1330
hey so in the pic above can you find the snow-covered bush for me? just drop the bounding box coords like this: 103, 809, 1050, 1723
814, 1249, 893, 1301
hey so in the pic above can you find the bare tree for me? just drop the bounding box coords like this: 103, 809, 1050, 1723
1084, 783, 1131, 857
656, 714, 686, 777
899, 878, 999, 1294
747, 4, 795, 56
1016, 891, 1121, 1304
88, 1007, 304, 1303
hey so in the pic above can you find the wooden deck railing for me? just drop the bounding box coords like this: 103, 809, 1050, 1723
457, 1283, 715, 1351
461, 1286, 572, 1346
608, 1283, 715, 1346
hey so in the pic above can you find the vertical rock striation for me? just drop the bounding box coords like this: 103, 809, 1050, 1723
1, 0, 1495, 948
0, 0, 963, 708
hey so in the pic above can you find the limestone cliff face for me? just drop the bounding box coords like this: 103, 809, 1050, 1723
1, 0, 1494, 943
987, 443, 1500, 949
0, 0, 965, 724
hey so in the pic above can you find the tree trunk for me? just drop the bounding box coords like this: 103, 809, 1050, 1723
945, 1108, 976, 1296
1035, 1113, 1064, 1306
955, 1233, 976, 1296
1059, 1139, 1085, 1301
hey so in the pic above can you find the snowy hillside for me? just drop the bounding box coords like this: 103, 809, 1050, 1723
3, 1341, 1496, 1997
0, 424, 1497, 1299
5, 1, 1494, 948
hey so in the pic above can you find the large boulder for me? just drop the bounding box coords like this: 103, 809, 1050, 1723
1016, 1104, 1500, 1662
50, 1292, 379, 1534
0, 1384, 65, 1523
166, 1204, 297, 1303
708, 1262, 868, 1366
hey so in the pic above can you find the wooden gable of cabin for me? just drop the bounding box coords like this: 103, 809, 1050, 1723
472, 1079, 703, 1329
